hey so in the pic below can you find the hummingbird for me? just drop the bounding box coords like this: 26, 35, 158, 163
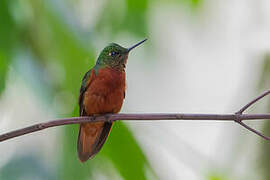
77, 39, 147, 162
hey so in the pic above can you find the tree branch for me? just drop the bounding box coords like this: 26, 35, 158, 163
234, 89, 270, 141
1, 90, 270, 142
236, 89, 270, 114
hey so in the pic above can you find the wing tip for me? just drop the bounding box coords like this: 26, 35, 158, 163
78, 152, 94, 163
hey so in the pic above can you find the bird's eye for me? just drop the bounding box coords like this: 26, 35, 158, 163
109, 51, 118, 56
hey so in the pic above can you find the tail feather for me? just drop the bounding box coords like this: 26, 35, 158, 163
77, 122, 113, 162
93, 122, 112, 153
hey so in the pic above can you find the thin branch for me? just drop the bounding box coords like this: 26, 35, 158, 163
0, 90, 270, 142
236, 121, 270, 141
234, 89, 270, 141
237, 89, 270, 114
0, 113, 270, 142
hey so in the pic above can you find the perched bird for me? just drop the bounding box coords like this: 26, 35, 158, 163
77, 39, 147, 162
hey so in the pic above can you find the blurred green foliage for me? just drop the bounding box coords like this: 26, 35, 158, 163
3, 0, 270, 179
0, 0, 169, 179
0, 0, 17, 93
0, 155, 55, 180
207, 175, 227, 180
258, 54, 270, 180
96, 0, 148, 36
3, 0, 269, 179
102, 121, 150, 180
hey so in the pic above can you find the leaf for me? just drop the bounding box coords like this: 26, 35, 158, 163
0, 54, 8, 94
101, 121, 152, 180
0, 0, 17, 94
159, 0, 203, 10
95, 0, 149, 37
207, 174, 228, 180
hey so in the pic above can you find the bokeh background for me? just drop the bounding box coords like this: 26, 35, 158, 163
1, 0, 270, 179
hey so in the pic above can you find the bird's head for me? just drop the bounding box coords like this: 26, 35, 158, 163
96, 39, 147, 70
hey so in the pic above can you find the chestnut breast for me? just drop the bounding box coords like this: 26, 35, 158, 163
83, 68, 126, 115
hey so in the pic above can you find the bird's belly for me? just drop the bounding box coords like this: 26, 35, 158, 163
83, 87, 124, 115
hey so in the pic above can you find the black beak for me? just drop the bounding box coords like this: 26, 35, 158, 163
127, 39, 147, 52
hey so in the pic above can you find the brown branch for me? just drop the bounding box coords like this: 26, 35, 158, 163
236, 89, 270, 114
0, 113, 269, 142
236, 121, 270, 141
234, 89, 270, 141
0, 90, 270, 142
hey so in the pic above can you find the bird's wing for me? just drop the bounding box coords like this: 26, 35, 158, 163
77, 68, 113, 162
79, 68, 94, 116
